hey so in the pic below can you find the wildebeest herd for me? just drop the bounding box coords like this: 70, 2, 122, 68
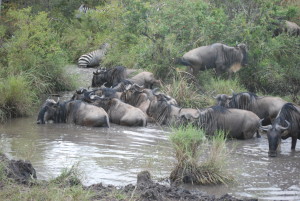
37, 42, 300, 158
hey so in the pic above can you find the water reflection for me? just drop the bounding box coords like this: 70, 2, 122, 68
1, 116, 300, 200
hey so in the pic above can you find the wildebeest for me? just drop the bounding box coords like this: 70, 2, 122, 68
92, 66, 127, 87
78, 43, 110, 68
215, 92, 287, 125
71, 86, 121, 102
128, 72, 161, 89
147, 94, 260, 139
273, 20, 300, 37
92, 97, 147, 127
260, 103, 300, 157
37, 99, 110, 127
146, 93, 204, 125
179, 43, 248, 77
194, 106, 260, 139
120, 84, 151, 114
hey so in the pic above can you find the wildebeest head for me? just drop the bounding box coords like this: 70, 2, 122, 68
92, 68, 107, 87
236, 43, 248, 66
260, 119, 290, 157
37, 99, 60, 124
214, 94, 232, 107
147, 93, 172, 125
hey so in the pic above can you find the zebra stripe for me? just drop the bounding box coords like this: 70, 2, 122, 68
78, 49, 102, 68
78, 43, 109, 68
78, 4, 94, 14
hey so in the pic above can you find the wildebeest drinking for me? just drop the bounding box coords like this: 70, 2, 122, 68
37, 99, 110, 127
260, 103, 300, 157
179, 43, 248, 77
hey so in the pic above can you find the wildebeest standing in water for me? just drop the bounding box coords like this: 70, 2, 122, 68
194, 106, 260, 139
179, 43, 248, 77
37, 99, 110, 127
146, 93, 198, 125
92, 97, 147, 127
260, 103, 300, 157
215, 92, 287, 125
92, 66, 127, 87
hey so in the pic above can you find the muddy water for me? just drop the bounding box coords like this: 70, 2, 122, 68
1, 116, 300, 200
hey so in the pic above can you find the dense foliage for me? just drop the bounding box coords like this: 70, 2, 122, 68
0, 0, 299, 121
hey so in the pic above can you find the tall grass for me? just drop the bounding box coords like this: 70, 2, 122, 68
0, 75, 36, 121
169, 124, 233, 185
203, 77, 247, 96
161, 72, 212, 108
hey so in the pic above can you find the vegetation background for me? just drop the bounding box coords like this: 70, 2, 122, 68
0, 0, 299, 122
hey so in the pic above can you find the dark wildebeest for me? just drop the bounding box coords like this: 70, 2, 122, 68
273, 20, 300, 37
179, 43, 248, 77
260, 103, 300, 157
147, 94, 260, 139
37, 99, 110, 127
215, 92, 287, 125
92, 66, 127, 87
71, 86, 121, 102
92, 97, 147, 127
128, 72, 161, 89
146, 93, 203, 125
194, 106, 260, 139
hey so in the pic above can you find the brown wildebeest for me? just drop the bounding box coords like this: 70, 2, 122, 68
179, 43, 248, 77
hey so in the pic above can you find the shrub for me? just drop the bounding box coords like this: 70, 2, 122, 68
3, 8, 73, 93
0, 76, 36, 121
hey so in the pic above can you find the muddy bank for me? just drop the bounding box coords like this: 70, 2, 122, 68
0, 154, 257, 201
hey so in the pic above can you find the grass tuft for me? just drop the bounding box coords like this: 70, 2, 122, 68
169, 124, 233, 185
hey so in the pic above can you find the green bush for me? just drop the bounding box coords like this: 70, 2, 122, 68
0, 76, 36, 121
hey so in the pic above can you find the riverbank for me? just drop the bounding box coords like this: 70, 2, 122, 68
0, 153, 256, 201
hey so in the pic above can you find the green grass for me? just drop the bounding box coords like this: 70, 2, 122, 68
161, 72, 212, 108
0, 160, 93, 201
169, 124, 233, 185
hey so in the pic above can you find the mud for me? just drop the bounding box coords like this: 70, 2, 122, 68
1, 154, 256, 201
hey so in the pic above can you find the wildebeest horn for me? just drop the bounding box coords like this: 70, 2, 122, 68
259, 119, 272, 131
125, 84, 131, 91
152, 88, 160, 95
100, 83, 107, 89
276, 120, 290, 130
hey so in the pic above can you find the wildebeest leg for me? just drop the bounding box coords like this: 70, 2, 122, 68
256, 130, 261, 138
291, 136, 297, 150
215, 64, 226, 76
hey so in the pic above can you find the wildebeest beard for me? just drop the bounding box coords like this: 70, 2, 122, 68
148, 100, 172, 125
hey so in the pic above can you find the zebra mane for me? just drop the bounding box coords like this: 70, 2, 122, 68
229, 92, 258, 110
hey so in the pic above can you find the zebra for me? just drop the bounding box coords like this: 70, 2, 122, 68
78, 43, 110, 68
78, 4, 93, 14
76, 4, 95, 18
